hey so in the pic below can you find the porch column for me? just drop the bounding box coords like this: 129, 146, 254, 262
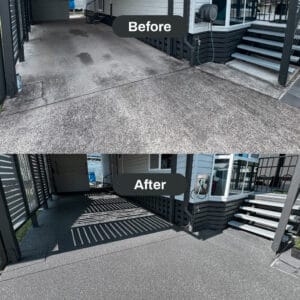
225, 0, 232, 27
0, 179, 21, 263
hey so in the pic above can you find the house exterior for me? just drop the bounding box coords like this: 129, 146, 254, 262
0, 154, 299, 269
1, 0, 299, 102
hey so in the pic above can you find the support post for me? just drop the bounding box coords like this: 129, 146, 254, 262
169, 154, 177, 223
0, 179, 21, 263
271, 159, 300, 253
183, 154, 194, 229
167, 0, 174, 56
0, 0, 18, 97
278, 0, 298, 86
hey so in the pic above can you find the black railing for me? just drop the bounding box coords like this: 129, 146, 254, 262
255, 155, 299, 193
257, 0, 290, 22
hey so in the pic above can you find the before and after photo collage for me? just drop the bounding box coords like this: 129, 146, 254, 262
0, 1, 300, 299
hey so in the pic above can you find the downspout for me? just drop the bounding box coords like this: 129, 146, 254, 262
183, 0, 196, 66
183, 154, 194, 231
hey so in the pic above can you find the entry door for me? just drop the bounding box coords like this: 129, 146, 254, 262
0, 32, 6, 104
51, 155, 90, 193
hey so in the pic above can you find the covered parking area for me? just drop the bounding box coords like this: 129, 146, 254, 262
0, 0, 188, 106
0, 154, 177, 269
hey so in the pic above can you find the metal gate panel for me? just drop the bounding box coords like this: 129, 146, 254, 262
18, 155, 39, 212
29, 155, 48, 205
38, 155, 50, 200
0, 155, 27, 230
0, 233, 7, 270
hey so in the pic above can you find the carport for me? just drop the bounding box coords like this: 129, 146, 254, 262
0, 0, 188, 106
0, 154, 176, 270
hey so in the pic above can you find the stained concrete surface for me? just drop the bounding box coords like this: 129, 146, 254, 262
0, 19, 299, 152
0, 194, 300, 299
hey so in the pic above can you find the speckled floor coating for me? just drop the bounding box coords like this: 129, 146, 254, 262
0, 20, 299, 152
0, 195, 299, 299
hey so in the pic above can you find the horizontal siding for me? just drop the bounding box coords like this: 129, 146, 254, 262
111, 0, 168, 16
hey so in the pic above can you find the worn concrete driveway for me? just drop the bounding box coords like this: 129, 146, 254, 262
0, 20, 299, 152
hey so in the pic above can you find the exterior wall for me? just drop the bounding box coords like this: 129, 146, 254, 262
189, 0, 211, 34
50, 155, 90, 193
31, 0, 69, 22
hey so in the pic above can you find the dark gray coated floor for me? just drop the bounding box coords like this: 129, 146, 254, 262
0, 194, 300, 299
0, 20, 299, 152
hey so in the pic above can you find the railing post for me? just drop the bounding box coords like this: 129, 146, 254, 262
271, 159, 300, 253
278, 0, 298, 86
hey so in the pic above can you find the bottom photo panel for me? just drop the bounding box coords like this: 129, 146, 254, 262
0, 154, 300, 299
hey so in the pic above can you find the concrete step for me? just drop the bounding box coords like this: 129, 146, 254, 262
245, 199, 300, 210
240, 206, 300, 222
254, 193, 300, 205
247, 28, 300, 40
234, 213, 293, 231
229, 221, 276, 240
231, 53, 295, 73
237, 44, 300, 63
242, 36, 300, 52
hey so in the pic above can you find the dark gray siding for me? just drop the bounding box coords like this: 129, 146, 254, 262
128, 196, 244, 231
31, 0, 69, 23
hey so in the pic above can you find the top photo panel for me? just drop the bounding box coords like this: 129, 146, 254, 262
0, 0, 299, 153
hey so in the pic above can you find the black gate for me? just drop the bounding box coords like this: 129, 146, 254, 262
255, 154, 299, 193
0, 154, 51, 269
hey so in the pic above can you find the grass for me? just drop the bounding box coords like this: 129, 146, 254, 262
16, 212, 40, 242
294, 237, 300, 250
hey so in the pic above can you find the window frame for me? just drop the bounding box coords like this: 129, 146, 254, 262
148, 154, 172, 171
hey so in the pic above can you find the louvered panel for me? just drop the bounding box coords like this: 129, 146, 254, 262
17, 155, 39, 212
0, 155, 27, 230
37, 155, 50, 200
29, 155, 45, 205
9, 0, 19, 63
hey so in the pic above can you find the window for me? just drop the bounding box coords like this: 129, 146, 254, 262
211, 159, 230, 196
149, 154, 172, 170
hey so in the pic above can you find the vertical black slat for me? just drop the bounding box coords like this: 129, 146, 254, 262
14, 155, 39, 227
169, 154, 177, 223
0, 232, 8, 270
0, 0, 18, 97
183, 154, 193, 228
0, 178, 21, 263
14, 0, 24, 62
0, 30, 6, 104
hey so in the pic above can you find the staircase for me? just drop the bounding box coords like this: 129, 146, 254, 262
228, 193, 300, 241
231, 24, 300, 75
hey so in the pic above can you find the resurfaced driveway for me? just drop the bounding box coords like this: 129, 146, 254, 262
0, 19, 299, 152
